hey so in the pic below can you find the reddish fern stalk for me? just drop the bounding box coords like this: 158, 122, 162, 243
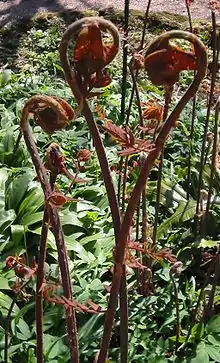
20, 96, 79, 363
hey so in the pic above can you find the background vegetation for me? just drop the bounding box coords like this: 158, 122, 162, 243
0, 4, 220, 363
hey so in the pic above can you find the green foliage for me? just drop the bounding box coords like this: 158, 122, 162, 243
0, 11, 219, 363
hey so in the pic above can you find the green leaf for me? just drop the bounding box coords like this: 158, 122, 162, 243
0, 209, 16, 233
0, 69, 12, 86
60, 210, 83, 227
157, 200, 196, 239
6, 169, 34, 210
0, 131, 14, 163
11, 224, 24, 245
44, 334, 68, 359
206, 343, 220, 362
11, 318, 31, 340
27, 348, 36, 363
206, 314, 220, 334
0, 292, 19, 316
198, 239, 219, 248
21, 211, 44, 226
0, 168, 8, 193
17, 185, 44, 220
147, 179, 187, 209
190, 342, 209, 362
89, 278, 103, 291
6, 343, 23, 358
78, 315, 101, 341
30, 227, 56, 250
0, 276, 10, 289
80, 233, 105, 246
191, 322, 204, 340
207, 334, 220, 347
64, 237, 92, 261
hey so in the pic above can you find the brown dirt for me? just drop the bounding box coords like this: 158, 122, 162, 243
0, 0, 219, 27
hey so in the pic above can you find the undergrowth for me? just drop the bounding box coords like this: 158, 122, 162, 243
0, 5, 219, 363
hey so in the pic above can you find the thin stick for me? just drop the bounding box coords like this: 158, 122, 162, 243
185, 0, 197, 201
125, 0, 153, 125
205, 89, 220, 217
36, 207, 50, 363
185, 0, 193, 33
152, 87, 173, 249
186, 96, 197, 199
195, 11, 218, 224
36, 173, 56, 363
170, 274, 180, 351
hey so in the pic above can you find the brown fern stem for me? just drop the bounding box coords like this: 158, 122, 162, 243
59, 17, 122, 362
20, 96, 79, 363
97, 30, 207, 361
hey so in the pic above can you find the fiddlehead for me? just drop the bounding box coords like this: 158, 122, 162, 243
59, 17, 121, 244
97, 30, 207, 362
60, 17, 119, 97
20, 95, 79, 363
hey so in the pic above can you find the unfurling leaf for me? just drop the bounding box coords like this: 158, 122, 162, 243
32, 97, 74, 134
102, 122, 135, 148
103, 121, 154, 156
145, 45, 197, 86
73, 19, 118, 90
142, 99, 164, 121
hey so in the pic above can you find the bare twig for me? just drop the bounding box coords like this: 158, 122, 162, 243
195, 11, 218, 234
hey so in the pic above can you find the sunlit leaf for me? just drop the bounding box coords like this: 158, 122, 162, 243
157, 200, 196, 239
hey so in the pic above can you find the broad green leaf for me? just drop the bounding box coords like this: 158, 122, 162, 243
44, 334, 68, 359
21, 211, 44, 226
17, 185, 44, 220
207, 334, 220, 347
147, 179, 187, 209
5, 169, 34, 210
0, 69, 12, 86
97, 250, 106, 264
11, 318, 31, 340
27, 348, 36, 363
89, 278, 103, 291
7, 343, 23, 357
0, 276, 10, 289
150, 357, 168, 363
190, 322, 204, 340
80, 233, 105, 246
0, 292, 19, 316
11, 224, 24, 245
157, 200, 196, 239
60, 210, 83, 227
64, 237, 92, 261
76, 201, 99, 212
206, 314, 220, 334
0, 209, 16, 233
206, 343, 220, 362
0, 131, 14, 163
0, 168, 8, 192
190, 342, 209, 363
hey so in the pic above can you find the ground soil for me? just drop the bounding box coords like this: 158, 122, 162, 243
0, 0, 219, 27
